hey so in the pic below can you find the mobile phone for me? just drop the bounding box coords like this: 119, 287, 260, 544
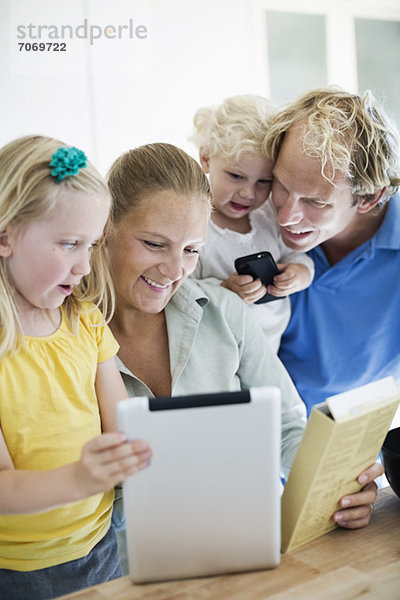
234, 251, 284, 304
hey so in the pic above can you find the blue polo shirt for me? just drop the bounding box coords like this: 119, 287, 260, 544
279, 193, 400, 415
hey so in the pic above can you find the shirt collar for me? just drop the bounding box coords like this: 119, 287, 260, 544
116, 280, 210, 382
310, 193, 400, 265
374, 193, 400, 250
169, 279, 210, 312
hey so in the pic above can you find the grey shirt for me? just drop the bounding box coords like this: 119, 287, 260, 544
117, 279, 306, 478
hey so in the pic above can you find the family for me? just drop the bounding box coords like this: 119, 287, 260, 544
0, 86, 399, 599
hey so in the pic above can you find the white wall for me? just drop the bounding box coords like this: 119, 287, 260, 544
1, 0, 267, 173
1, 1, 96, 159
1, 0, 399, 174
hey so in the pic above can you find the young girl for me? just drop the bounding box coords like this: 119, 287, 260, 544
191, 95, 314, 352
0, 136, 152, 600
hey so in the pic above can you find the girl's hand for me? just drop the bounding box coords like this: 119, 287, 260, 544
268, 263, 312, 297
332, 462, 384, 528
222, 273, 267, 304
74, 433, 153, 497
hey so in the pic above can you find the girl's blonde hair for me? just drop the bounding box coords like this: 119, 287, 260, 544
191, 94, 275, 163
0, 135, 113, 359
107, 142, 211, 224
263, 87, 400, 204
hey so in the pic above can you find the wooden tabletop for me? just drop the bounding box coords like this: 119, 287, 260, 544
59, 488, 400, 600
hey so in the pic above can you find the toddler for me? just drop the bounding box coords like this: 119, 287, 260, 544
191, 95, 314, 352
0, 135, 152, 600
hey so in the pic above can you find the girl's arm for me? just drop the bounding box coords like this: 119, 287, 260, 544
95, 356, 130, 432
0, 426, 151, 515
0, 356, 151, 515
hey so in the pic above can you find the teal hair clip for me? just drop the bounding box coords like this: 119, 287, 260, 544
49, 146, 87, 182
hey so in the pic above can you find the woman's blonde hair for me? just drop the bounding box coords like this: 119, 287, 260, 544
107, 142, 211, 224
0, 135, 113, 359
191, 94, 275, 163
263, 87, 400, 204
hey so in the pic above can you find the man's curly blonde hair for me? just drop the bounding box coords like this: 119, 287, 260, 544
191, 94, 275, 163
263, 87, 400, 204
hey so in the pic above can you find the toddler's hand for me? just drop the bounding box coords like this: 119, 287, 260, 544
268, 263, 311, 297
74, 433, 152, 497
222, 273, 267, 304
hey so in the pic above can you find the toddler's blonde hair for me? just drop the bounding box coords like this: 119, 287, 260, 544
191, 94, 275, 163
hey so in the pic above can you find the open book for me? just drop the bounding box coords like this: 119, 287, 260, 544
281, 376, 400, 553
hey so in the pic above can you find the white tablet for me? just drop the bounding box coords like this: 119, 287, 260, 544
117, 387, 281, 583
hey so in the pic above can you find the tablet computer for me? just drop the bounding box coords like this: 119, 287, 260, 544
117, 386, 281, 583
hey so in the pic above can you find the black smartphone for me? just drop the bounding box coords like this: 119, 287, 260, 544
234, 251, 284, 304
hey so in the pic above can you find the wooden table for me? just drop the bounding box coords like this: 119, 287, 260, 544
59, 488, 400, 600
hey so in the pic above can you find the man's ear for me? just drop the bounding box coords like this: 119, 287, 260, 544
199, 146, 211, 174
0, 227, 13, 257
357, 187, 387, 214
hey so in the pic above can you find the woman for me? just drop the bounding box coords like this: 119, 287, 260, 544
106, 143, 381, 568
107, 142, 305, 477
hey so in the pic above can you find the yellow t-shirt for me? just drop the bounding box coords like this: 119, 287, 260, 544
0, 303, 119, 571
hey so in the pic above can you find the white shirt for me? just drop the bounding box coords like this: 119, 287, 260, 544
193, 200, 314, 352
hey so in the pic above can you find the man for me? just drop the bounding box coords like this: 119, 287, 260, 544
263, 87, 400, 526
264, 87, 400, 411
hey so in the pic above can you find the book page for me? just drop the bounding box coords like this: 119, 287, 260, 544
282, 377, 400, 552
326, 376, 399, 422
286, 415, 370, 550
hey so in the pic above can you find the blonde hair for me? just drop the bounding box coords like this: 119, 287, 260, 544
107, 142, 211, 224
263, 87, 400, 204
0, 135, 113, 359
191, 95, 275, 163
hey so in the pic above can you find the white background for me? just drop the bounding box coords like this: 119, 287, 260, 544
1, 0, 399, 174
